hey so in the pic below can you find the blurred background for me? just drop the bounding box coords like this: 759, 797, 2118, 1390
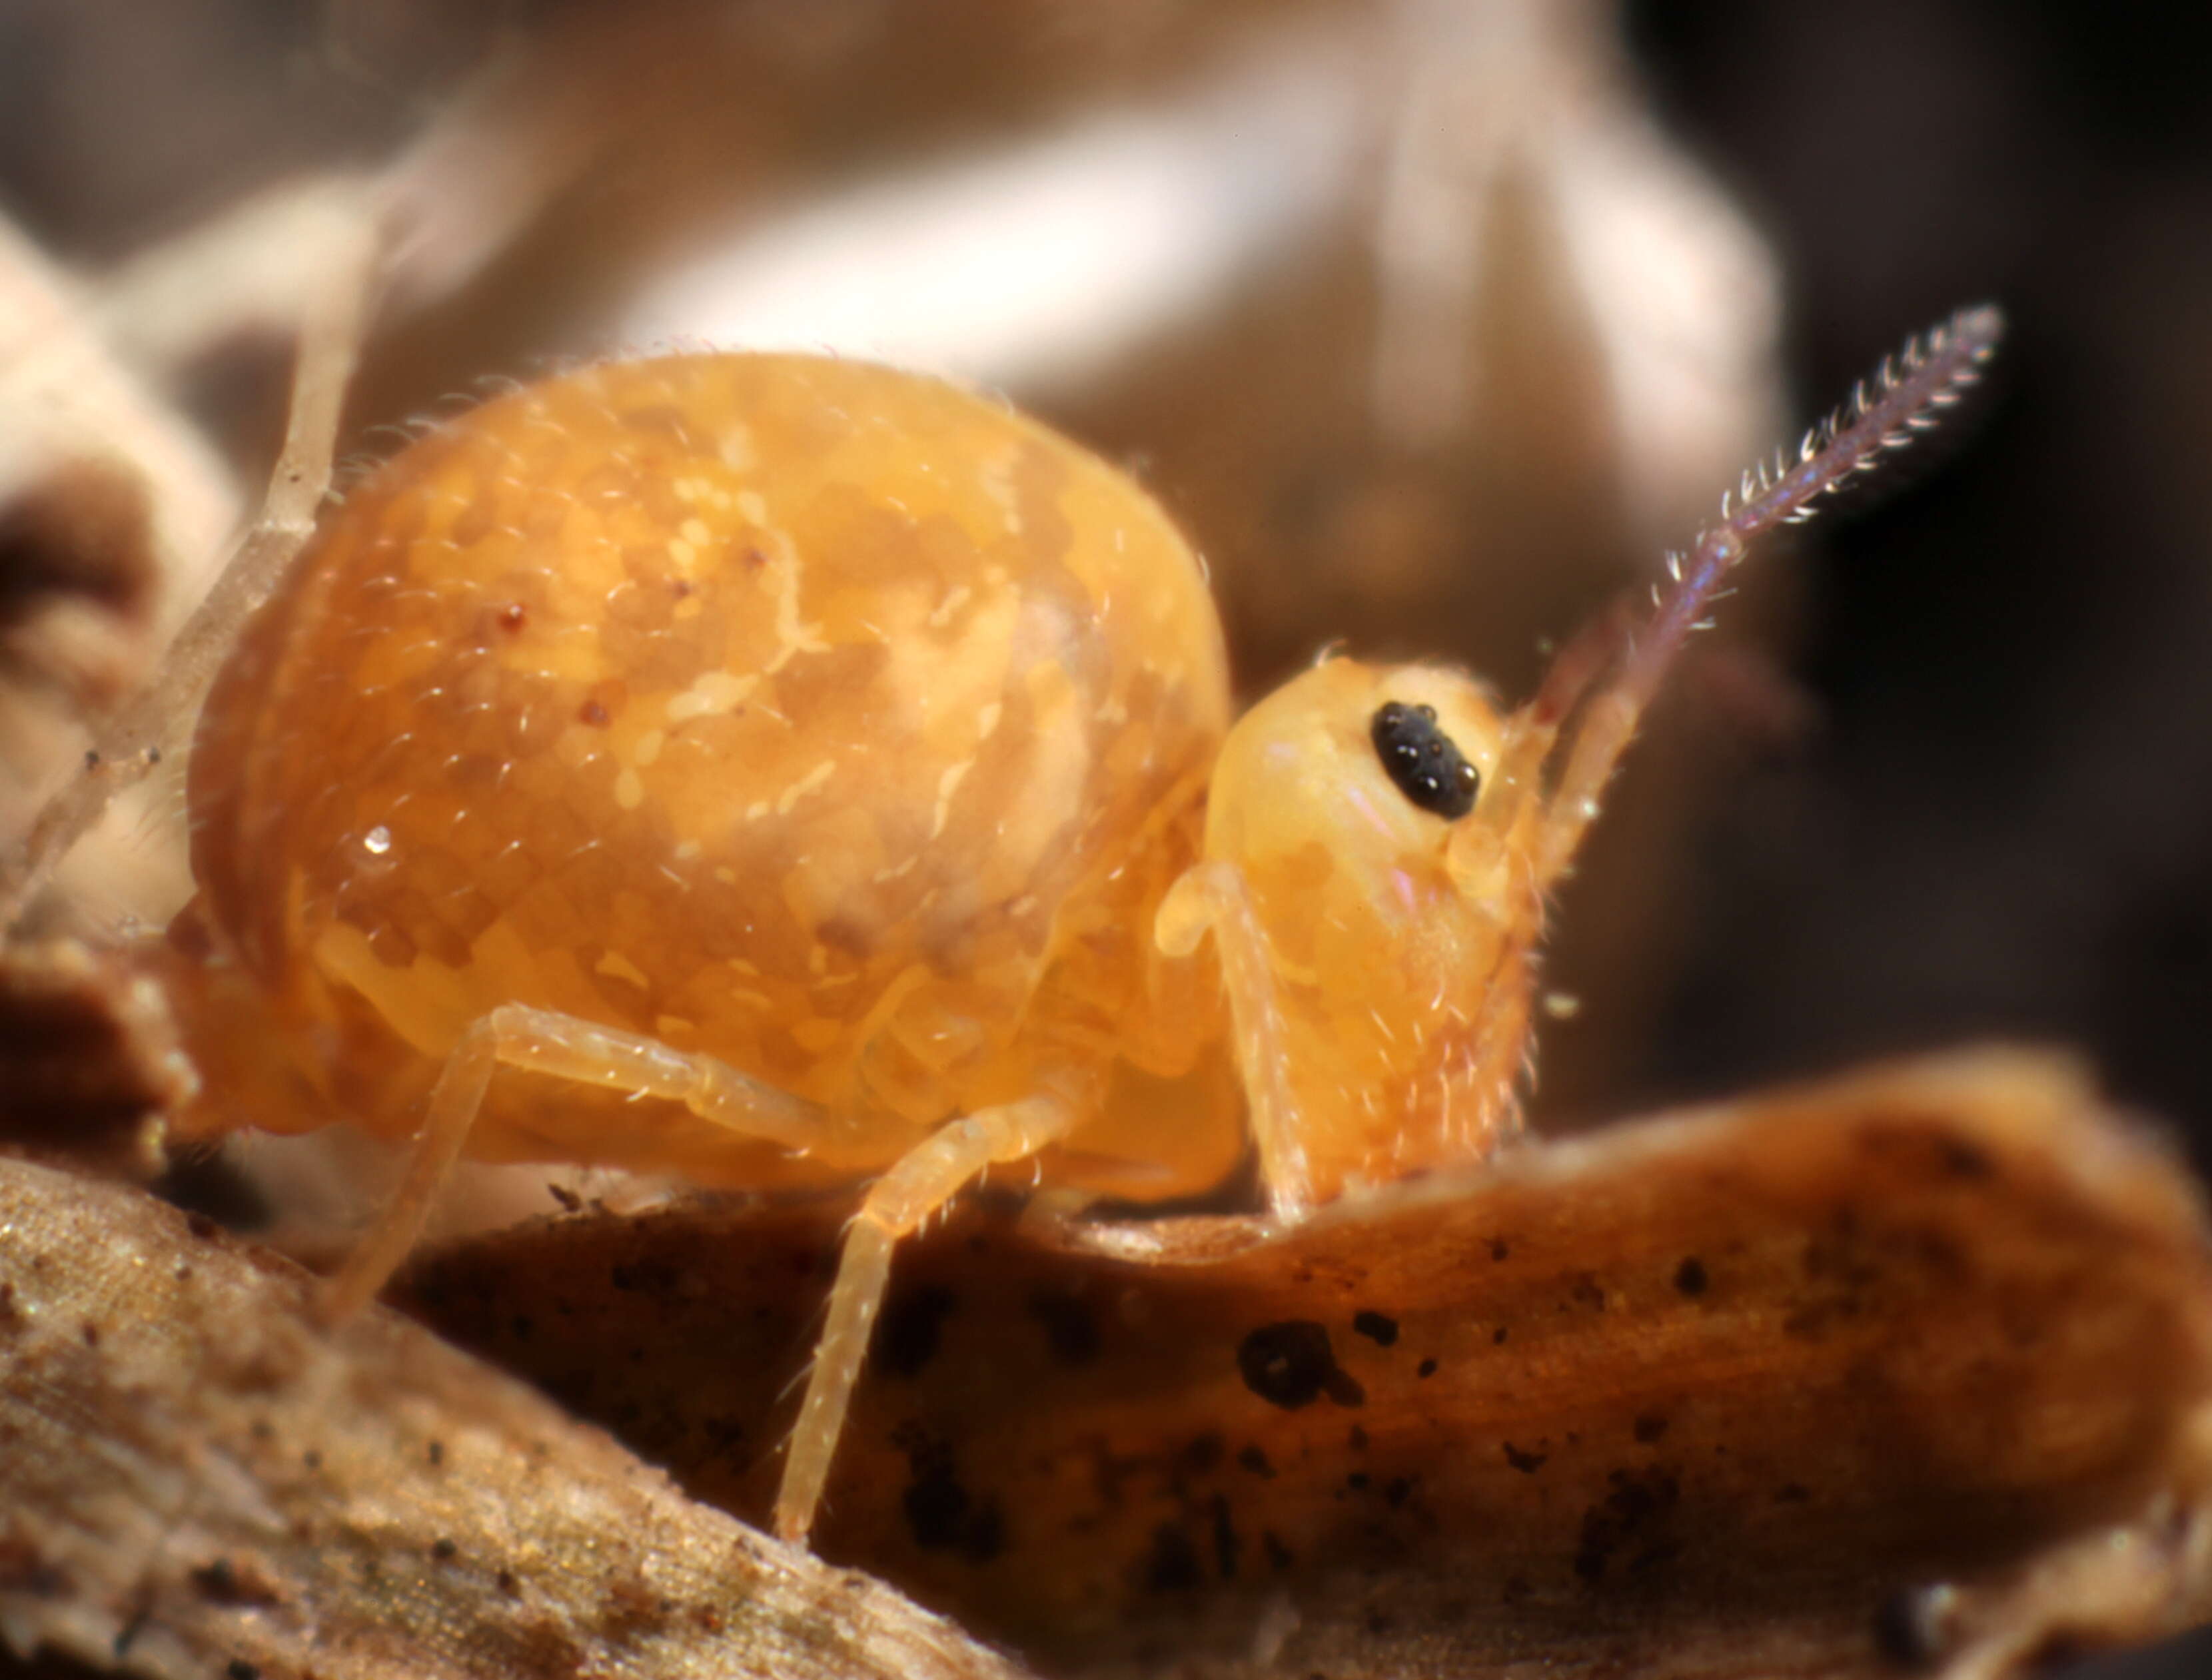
0, 3, 2207, 1673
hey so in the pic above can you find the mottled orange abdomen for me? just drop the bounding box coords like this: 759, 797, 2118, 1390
187, 355, 1235, 1189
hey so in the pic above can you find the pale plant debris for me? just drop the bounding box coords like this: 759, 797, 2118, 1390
0, 193, 382, 931
1366, 0, 1783, 542
0, 1153, 1025, 1680
0, 209, 242, 929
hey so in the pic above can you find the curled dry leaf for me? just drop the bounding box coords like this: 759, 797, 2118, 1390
0, 458, 159, 713
0, 1156, 1025, 1680
392, 1049, 2212, 1679
0, 939, 189, 1176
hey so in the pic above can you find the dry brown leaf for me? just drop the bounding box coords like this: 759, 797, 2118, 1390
0, 939, 189, 1176
395, 1048, 2212, 1678
0, 1155, 1027, 1680
5, 1034, 2210, 1678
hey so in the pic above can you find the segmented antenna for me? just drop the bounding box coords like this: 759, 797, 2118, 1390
1626, 304, 2003, 715
1533, 304, 2004, 885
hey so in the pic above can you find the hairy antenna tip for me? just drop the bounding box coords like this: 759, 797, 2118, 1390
1952, 303, 2005, 350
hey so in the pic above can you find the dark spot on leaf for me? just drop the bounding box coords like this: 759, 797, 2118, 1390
1351, 1310, 1398, 1346
608, 1258, 680, 1296
1634, 1413, 1669, 1444
1574, 1467, 1680, 1583
1210, 1495, 1241, 1581
1180, 1432, 1225, 1475
1490, 1238, 1510, 1262
1263, 1531, 1294, 1571
1143, 1523, 1202, 1591
1238, 1320, 1364, 1409
875, 1283, 957, 1378
1386, 1476, 1414, 1509
227, 1662, 261, 1680
1784, 1299, 1858, 1342
1416, 1356, 1438, 1378
901, 1437, 1004, 1563
1237, 1444, 1275, 1478
1502, 1441, 1548, 1474
187, 1557, 281, 1608
701, 1414, 748, 1456
1026, 1290, 1099, 1366
1674, 1256, 1710, 1297
432, 1538, 458, 1561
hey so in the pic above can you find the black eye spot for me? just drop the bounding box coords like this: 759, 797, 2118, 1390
1371, 701, 1480, 819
